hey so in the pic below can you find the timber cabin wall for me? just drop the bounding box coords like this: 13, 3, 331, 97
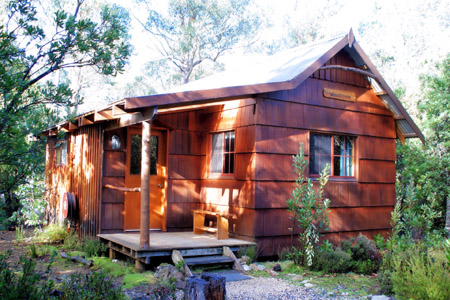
252, 50, 396, 256
45, 124, 103, 237
156, 99, 256, 234
101, 127, 126, 233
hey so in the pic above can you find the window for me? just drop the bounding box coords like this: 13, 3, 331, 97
130, 134, 158, 175
55, 140, 68, 165
310, 134, 354, 177
211, 131, 235, 174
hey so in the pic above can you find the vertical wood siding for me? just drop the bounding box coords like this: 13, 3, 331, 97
70, 125, 103, 237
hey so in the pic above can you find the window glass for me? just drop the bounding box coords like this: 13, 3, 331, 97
211, 133, 223, 173
211, 131, 235, 174
310, 134, 354, 177
130, 134, 158, 175
55, 140, 67, 165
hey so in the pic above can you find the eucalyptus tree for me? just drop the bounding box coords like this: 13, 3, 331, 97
0, 0, 131, 225
138, 0, 261, 86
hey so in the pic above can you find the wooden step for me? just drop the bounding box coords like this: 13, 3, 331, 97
184, 255, 234, 267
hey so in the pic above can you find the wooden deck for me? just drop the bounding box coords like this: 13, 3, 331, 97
98, 232, 255, 265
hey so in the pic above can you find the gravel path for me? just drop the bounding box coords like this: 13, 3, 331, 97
226, 276, 370, 300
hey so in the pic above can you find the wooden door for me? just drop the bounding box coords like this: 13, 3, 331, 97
124, 127, 167, 231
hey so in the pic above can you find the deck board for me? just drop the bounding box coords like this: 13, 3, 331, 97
98, 231, 254, 254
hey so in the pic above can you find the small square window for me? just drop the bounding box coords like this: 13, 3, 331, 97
310, 134, 354, 177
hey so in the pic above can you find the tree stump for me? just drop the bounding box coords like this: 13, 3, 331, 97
184, 274, 226, 300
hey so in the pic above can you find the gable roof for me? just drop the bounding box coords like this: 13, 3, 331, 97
46, 30, 423, 143
124, 30, 423, 142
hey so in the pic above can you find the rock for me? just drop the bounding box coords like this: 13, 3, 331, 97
300, 279, 310, 284
240, 255, 252, 265
111, 259, 118, 263
293, 274, 304, 281
154, 263, 186, 289
304, 283, 316, 288
249, 263, 265, 271
242, 265, 252, 272
272, 263, 282, 272
184, 274, 226, 300
372, 296, 390, 300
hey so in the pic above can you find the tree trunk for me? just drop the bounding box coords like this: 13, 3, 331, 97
140, 121, 151, 249
184, 275, 226, 300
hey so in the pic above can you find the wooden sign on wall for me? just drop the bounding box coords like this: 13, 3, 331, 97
323, 88, 356, 102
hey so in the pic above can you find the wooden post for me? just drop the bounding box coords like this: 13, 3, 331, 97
140, 120, 151, 249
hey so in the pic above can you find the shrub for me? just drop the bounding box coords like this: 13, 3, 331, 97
238, 245, 258, 263
62, 231, 80, 251
349, 235, 382, 274
391, 245, 450, 300
311, 246, 351, 273
0, 254, 54, 300
35, 224, 68, 244
59, 272, 124, 300
287, 143, 330, 266
311, 235, 382, 274
148, 277, 176, 300
81, 237, 107, 257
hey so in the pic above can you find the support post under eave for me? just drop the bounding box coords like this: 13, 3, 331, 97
140, 120, 151, 249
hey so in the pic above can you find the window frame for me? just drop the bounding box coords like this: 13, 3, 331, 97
54, 139, 68, 167
209, 130, 236, 178
309, 133, 356, 179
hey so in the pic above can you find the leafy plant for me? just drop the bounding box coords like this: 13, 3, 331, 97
35, 224, 68, 244
238, 245, 258, 263
148, 277, 176, 300
81, 237, 107, 257
59, 272, 124, 300
62, 231, 80, 251
0, 254, 54, 300
287, 143, 330, 266
311, 245, 351, 273
391, 245, 450, 300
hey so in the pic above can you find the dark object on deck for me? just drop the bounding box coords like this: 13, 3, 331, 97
60, 251, 93, 267
184, 274, 226, 300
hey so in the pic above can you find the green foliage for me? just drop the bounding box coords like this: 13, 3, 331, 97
59, 272, 124, 300
91, 257, 135, 278
238, 245, 258, 263
0, 0, 131, 225
122, 273, 155, 289
391, 245, 450, 300
80, 237, 107, 257
287, 143, 330, 267
140, 0, 261, 86
0, 254, 54, 300
148, 277, 176, 300
8, 174, 47, 228
312, 235, 381, 275
445, 239, 450, 268
62, 231, 80, 251
35, 224, 68, 244
373, 234, 386, 251
396, 54, 450, 233
311, 245, 351, 273
174, 260, 185, 271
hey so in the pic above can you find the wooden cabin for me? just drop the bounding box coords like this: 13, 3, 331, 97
43, 30, 423, 258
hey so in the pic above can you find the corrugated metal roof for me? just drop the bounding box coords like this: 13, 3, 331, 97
170, 34, 345, 93
45, 30, 424, 143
